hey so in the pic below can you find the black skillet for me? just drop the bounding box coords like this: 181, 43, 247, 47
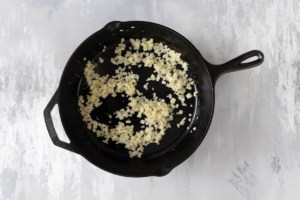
44, 21, 264, 177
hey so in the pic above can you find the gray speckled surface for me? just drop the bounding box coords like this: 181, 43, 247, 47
1, 0, 300, 199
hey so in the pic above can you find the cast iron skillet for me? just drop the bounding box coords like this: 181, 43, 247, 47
44, 21, 264, 177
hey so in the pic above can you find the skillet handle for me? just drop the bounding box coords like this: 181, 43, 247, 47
44, 89, 79, 154
206, 50, 264, 85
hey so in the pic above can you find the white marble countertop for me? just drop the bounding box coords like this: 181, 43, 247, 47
1, 0, 300, 199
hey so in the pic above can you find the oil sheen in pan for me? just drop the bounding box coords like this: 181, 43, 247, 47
76, 40, 198, 159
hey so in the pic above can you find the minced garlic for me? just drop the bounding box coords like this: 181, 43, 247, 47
78, 37, 196, 158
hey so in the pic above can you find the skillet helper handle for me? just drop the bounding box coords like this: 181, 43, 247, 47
207, 50, 264, 84
44, 89, 79, 154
